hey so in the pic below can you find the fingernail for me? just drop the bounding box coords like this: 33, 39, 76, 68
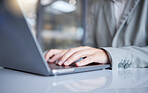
64, 61, 69, 65
76, 62, 81, 66
58, 61, 63, 65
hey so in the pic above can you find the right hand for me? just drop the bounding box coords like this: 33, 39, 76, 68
45, 49, 68, 63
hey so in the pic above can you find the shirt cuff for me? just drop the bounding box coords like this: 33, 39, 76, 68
100, 47, 134, 70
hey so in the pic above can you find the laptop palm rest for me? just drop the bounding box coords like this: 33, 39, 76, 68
50, 63, 110, 75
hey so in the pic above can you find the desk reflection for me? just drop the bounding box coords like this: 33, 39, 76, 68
0, 68, 148, 93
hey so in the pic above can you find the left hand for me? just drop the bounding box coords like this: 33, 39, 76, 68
57, 46, 109, 66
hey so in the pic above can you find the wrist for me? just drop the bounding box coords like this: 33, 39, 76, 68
100, 48, 111, 64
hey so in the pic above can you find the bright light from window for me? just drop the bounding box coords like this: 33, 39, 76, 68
51, 1, 76, 13
69, 0, 76, 5
41, 0, 52, 5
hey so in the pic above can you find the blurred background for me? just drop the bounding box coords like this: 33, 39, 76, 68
18, 0, 87, 51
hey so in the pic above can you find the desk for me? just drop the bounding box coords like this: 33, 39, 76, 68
0, 68, 148, 93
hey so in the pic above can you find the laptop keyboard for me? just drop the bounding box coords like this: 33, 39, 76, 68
48, 63, 77, 69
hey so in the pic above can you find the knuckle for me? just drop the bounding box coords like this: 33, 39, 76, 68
46, 50, 51, 54
84, 46, 89, 48
79, 46, 83, 48
94, 53, 99, 56
54, 54, 59, 58
64, 49, 68, 52
49, 49, 54, 52
84, 46, 90, 48
79, 46, 86, 49
69, 48, 75, 51
46, 51, 51, 56
79, 46, 90, 49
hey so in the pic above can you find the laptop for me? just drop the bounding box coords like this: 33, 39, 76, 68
0, 0, 110, 76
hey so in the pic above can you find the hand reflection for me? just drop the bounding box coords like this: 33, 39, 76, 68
64, 77, 107, 92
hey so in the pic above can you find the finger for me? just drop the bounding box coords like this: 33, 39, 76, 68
59, 46, 90, 65
63, 49, 93, 66
48, 54, 61, 63
49, 50, 67, 63
76, 56, 94, 67
45, 49, 61, 61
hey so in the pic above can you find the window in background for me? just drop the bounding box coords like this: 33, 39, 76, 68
40, 0, 84, 51
18, 0, 85, 51
18, 0, 38, 36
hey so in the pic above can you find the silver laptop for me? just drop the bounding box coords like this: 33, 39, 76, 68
0, 0, 110, 76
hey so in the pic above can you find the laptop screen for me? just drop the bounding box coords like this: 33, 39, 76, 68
0, 0, 50, 75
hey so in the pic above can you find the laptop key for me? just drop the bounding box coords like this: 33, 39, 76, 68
48, 63, 76, 69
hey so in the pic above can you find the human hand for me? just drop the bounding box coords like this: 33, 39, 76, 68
45, 46, 109, 66
45, 49, 68, 62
